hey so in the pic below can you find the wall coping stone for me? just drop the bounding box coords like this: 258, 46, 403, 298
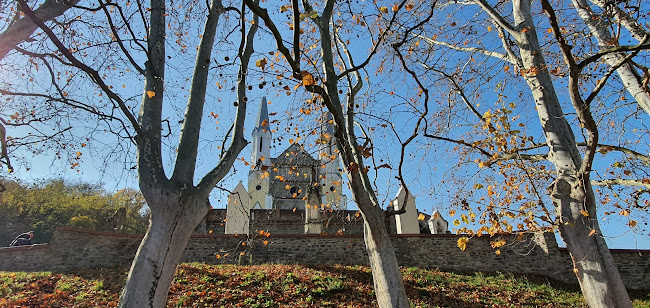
0, 243, 49, 253
557, 247, 650, 254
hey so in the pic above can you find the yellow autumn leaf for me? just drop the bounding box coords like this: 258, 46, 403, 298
629, 220, 637, 227
457, 237, 469, 251
256, 58, 267, 69
418, 213, 425, 221
146, 90, 156, 98
75, 151, 82, 157
580, 210, 589, 217
298, 10, 318, 21
490, 239, 506, 248
487, 25, 492, 32
495, 249, 501, 255
453, 219, 460, 227
300, 71, 315, 86
449, 209, 456, 216
588, 229, 597, 237
379, 6, 389, 13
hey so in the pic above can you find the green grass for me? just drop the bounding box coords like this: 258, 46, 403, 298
0, 263, 647, 307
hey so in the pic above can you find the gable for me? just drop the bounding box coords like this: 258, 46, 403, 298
273, 143, 319, 166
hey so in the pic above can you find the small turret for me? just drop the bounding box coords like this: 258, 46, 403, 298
428, 210, 449, 234
225, 182, 251, 234
392, 185, 419, 234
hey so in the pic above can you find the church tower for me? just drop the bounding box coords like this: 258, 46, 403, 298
319, 113, 345, 209
248, 97, 272, 209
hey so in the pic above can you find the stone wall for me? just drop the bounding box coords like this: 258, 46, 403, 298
1, 227, 648, 290
205, 209, 367, 235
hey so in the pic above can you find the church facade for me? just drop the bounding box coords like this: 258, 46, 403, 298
219, 97, 447, 236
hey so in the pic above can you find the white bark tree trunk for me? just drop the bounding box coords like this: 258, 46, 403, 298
511, 0, 632, 306
572, 0, 650, 116
341, 139, 409, 306
315, 3, 410, 305
118, 0, 257, 307
119, 192, 209, 307
588, 0, 648, 42
360, 200, 410, 307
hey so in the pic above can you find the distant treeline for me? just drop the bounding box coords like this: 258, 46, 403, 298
0, 179, 149, 246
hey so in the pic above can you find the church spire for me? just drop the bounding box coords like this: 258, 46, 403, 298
254, 96, 270, 132
251, 97, 272, 167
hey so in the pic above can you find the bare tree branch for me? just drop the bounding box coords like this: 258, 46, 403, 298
0, 0, 80, 61
418, 34, 514, 64
335, 0, 412, 79
198, 0, 259, 191
99, 0, 145, 75
592, 179, 650, 189
172, 0, 227, 183
17, 0, 142, 137
470, 0, 518, 35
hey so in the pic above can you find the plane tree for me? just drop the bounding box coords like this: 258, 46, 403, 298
392, 0, 650, 306
242, 0, 439, 306
0, 0, 259, 307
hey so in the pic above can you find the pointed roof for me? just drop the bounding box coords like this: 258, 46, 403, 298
273, 143, 318, 166
231, 181, 248, 196
255, 96, 270, 131
393, 185, 414, 201
428, 210, 446, 222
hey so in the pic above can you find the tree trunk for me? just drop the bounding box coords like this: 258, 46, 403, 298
555, 179, 631, 308
511, 0, 632, 306
572, 0, 650, 116
118, 193, 209, 308
345, 162, 409, 307
362, 208, 410, 308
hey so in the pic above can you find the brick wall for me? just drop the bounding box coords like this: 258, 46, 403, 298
0, 227, 648, 290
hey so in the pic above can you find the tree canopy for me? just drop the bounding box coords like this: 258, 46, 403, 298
0, 178, 148, 245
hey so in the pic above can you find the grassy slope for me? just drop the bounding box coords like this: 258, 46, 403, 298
1, 263, 648, 307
